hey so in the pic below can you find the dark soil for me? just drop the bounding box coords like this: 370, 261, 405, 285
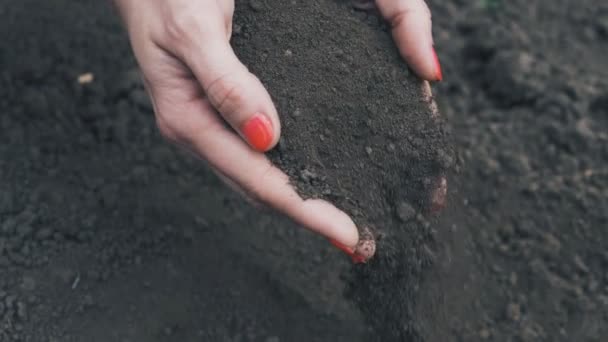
1, 0, 607, 341
234, 1, 453, 340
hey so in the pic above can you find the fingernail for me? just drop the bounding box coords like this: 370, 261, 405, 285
241, 113, 273, 152
432, 47, 443, 82
329, 239, 367, 264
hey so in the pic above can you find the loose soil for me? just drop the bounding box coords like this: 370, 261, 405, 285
234, 1, 454, 340
1, 0, 607, 342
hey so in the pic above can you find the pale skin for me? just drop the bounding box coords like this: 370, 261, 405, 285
113, 0, 442, 262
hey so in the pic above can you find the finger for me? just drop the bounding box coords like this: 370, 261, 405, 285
215, 0, 234, 37
212, 167, 265, 210
212, 150, 374, 263
165, 14, 281, 152
152, 93, 365, 257
330, 226, 376, 263
376, 0, 442, 81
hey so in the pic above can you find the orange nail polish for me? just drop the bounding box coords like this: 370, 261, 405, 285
241, 113, 273, 152
432, 47, 443, 82
329, 239, 366, 264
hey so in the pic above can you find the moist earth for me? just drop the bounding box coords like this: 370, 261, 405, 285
234, 1, 454, 340
1, 0, 607, 342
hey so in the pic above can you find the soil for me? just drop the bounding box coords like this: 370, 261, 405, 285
234, 1, 454, 340
1, 0, 607, 342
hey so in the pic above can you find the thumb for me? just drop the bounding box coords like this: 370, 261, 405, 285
179, 32, 281, 152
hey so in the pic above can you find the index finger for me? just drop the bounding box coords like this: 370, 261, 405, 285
150, 86, 365, 255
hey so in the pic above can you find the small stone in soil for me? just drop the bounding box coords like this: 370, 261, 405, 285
396, 202, 416, 222
299, 169, 317, 183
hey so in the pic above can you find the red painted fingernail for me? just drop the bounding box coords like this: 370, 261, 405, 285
329, 239, 366, 264
241, 113, 273, 152
432, 47, 443, 82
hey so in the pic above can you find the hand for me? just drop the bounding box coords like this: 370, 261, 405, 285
113, 0, 441, 263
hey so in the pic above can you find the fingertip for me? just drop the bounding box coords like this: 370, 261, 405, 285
329, 227, 376, 264
183, 40, 282, 151
298, 199, 360, 248
395, 33, 441, 81
240, 110, 282, 152
377, 0, 441, 81
243, 74, 282, 151
354, 239, 376, 263
431, 46, 443, 82
241, 113, 274, 152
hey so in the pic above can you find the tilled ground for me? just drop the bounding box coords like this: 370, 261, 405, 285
431, 0, 608, 340
1, 0, 607, 341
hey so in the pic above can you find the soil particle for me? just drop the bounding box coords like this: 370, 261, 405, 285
396, 202, 417, 223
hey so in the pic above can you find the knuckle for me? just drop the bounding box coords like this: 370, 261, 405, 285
164, 13, 194, 44
163, 10, 212, 48
206, 73, 248, 116
390, 2, 431, 27
389, 11, 407, 28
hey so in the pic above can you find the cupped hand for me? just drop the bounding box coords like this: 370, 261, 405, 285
113, 0, 440, 263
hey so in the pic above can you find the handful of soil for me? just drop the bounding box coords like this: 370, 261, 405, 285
233, 0, 454, 340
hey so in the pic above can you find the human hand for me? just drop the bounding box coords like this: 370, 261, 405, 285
113, 0, 441, 263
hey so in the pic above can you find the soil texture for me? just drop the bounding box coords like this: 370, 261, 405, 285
233, 1, 454, 340
1, 0, 607, 341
